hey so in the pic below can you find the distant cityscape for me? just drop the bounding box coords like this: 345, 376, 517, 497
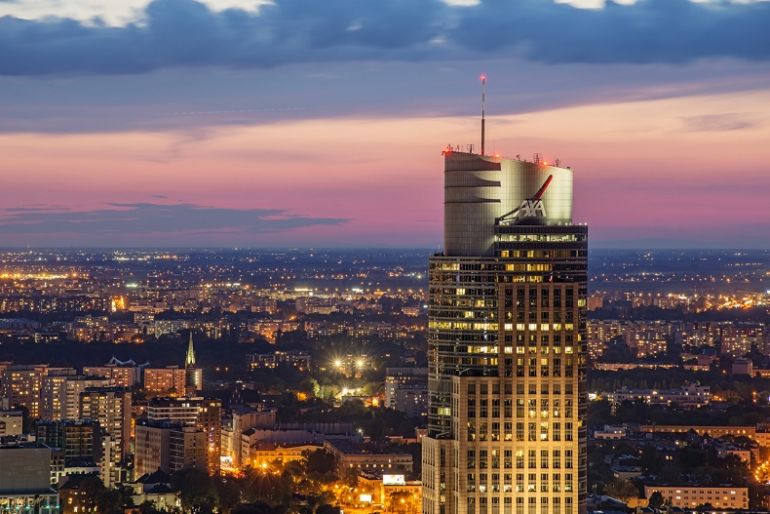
0, 247, 768, 513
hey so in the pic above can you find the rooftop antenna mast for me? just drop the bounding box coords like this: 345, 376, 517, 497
480, 74, 487, 156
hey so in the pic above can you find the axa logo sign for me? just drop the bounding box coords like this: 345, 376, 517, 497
515, 199, 546, 220
498, 174, 554, 225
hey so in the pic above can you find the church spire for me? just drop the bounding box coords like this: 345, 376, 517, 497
185, 331, 196, 368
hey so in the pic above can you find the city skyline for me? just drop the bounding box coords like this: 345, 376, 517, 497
1, 0, 770, 248
1, 3, 769, 514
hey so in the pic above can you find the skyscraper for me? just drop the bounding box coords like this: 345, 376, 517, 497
422, 150, 587, 514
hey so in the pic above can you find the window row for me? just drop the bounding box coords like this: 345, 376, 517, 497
466, 421, 575, 443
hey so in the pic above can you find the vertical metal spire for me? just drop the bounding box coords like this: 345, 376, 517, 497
480, 74, 487, 156
185, 331, 196, 367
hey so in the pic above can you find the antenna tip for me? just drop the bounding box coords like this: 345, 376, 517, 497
480, 74, 487, 82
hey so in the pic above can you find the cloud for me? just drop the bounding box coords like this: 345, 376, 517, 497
682, 112, 759, 132
0, 1, 267, 26
0, 202, 347, 245
1, 0, 769, 76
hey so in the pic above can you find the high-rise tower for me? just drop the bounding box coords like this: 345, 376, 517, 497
422, 150, 587, 514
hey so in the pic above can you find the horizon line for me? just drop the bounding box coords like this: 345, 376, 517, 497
0, 246, 769, 252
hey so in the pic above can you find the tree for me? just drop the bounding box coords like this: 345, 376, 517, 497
233, 501, 285, 514
304, 450, 338, 483
172, 468, 218, 514
659, 463, 683, 485
604, 478, 639, 500
96, 485, 134, 514
588, 400, 613, 427
340, 467, 359, 488
300, 491, 336, 514
239, 466, 293, 506
61, 474, 131, 514
388, 490, 418, 514
137, 501, 174, 514
640, 447, 663, 474
216, 478, 242, 514
316, 505, 342, 514
648, 491, 665, 509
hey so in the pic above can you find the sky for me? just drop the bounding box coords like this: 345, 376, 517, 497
1, 0, 769, 248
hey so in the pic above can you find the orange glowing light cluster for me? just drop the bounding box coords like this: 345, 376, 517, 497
0, 272, 78, 280
755, 460, 770, 484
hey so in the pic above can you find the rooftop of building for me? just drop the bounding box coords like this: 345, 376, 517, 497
325, 439, 413, 457
441, 148, 574, 171
135, 469, 172, 485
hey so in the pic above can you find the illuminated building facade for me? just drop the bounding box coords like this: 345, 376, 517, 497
134, 420, 208, 477
385, 367, 429, 418
643, 485, 748, 510
147, 396, 222, 475
83, 358, 140, 388
61, 376, 111, 420
78, 387, 132, 487
144, 367, 187, 396
422, 152, 587, 514
39, 367, 78, 420
36, 419, 102, 466
0, 365, 49, 419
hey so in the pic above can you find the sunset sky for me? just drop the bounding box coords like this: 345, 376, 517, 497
1, 0, 769, 248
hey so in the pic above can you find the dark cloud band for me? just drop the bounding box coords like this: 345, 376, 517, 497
0, 203, 347, 244
0, 0, 769, 75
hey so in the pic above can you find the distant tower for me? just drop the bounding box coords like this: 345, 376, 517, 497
184, 331, 203, 396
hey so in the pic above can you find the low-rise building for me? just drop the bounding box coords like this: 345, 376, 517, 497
222, 405, 277, 467
384, 368, 428, 418
247, 351, 311, 372
249, 442, 323, 468
0, 444, 59, 514
130, 470, 181, 511
644, 485, 748, 510
606, 383, 710, 410
355, 473, 422, 512
593, 425, 627, 440
324, 440, 413, 475
0, 410, 23, 436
